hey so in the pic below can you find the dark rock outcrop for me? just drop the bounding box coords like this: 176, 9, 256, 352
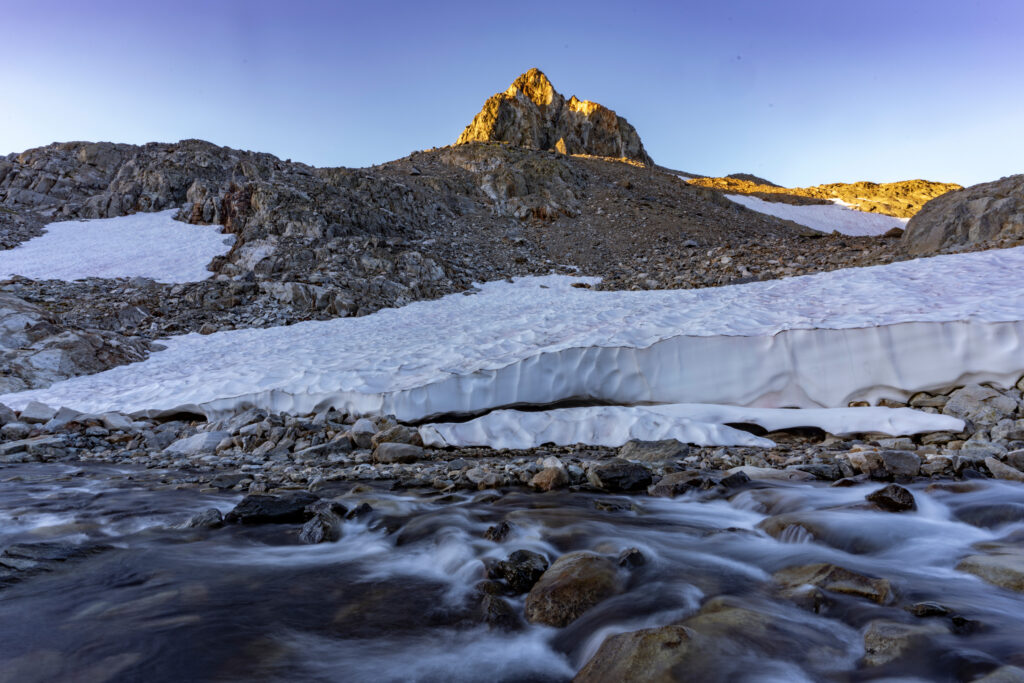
456, 68, 653, 165
902, 174, 1024, 255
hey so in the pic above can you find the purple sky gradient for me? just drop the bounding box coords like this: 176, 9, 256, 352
1, 0, 1021, 186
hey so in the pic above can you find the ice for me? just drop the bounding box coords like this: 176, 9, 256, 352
0, 209, 233, 283
1, 248, 1022, 426
725, 194, 908, 236
420, 404, 964, 449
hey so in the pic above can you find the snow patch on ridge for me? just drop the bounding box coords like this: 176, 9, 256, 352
419, 404, 964, 449
725, 193, 907, 236
0, 209, 233, 283
1, 248, 1022, 422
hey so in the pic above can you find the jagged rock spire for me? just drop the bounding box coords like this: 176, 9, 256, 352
456, 68, 653, 165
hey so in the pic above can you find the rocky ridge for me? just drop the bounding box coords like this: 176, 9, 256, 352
687, 175, 961, 218
456, 68, 653, 165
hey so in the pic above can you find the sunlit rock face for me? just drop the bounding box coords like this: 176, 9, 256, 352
456, 68, 653, 165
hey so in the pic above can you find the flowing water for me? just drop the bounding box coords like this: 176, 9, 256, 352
0, 462, 1022, 682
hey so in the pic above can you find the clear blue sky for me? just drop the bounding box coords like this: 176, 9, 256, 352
2, 0, 1021, 187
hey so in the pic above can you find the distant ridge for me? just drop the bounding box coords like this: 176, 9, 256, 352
456, 68, 653, 165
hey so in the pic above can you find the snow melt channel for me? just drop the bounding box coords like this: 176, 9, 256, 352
0, 209, 233, 283
725, 194, 907, 236
1, 247, 1023, 424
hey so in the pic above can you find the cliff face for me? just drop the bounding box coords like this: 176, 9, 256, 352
456, 68, 653, 166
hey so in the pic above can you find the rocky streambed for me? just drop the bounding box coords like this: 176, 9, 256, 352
1, 458, 1024, 682
1, 379, 1024, 680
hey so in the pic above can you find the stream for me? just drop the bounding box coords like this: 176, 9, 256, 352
0, 462, 1022, 682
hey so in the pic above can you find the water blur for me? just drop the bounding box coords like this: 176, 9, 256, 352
0, 462, 1022, 682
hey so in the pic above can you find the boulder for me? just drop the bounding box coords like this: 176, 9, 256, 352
902, 174, 1024, 255
524, 551, 622, 626
492, 549, 549, 594
880, 450, 921, 478
372, 442, 424, 464
225, 491, 319, 524
985, 457, 1024, 482
866, 484, 917, 512
165, 431, 231, 457
943, 384, 1017, 426
574, 625, 693, 682
530, 466, 569, 491
586, 459, 652, 492
18, 401, 57, 424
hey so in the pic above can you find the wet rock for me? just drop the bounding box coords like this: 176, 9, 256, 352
524, 551, 621, 626
906, 601, 953, 618
881, 450, 921, 478
866, 483, 917, 512
648, 470, 705, 498
574, 624, 693, 682
957, 553, 1024, 592
483, 520, 512, 542
18, 400, 56, 424
225, 491, 319, 524
974, 666, 1024, 683
774, 562, 891, 604
475, 590, 523, 631
943, 384, 1017, 426
985, 457, 1024, 482
617, 547, 646, 568
492, 549, 549, 594
299, 511, 342, 544
530, 466, 569, 491
345, 502, 373, 520
186, 508, 224, 529
618, 439, 689, 463
586, 459, 652, 492
719, 470, 752, 489
861, 619, 950, 667
372, 442, 424, 464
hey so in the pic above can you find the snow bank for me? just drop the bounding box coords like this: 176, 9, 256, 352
1, 248, 1022, 421
419, 404, 964, 449
0, 209, 233, 283
725, 194, 907, 236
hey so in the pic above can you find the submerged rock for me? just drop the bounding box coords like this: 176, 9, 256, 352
957, 553, 1024, 592
861, 619, 949, 667
524, 551, 621, 626
774, 562, 891, 604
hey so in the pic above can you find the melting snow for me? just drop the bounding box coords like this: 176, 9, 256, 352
1, 248, 1022, 446
725, 194, 908, 236
420, 404, 964, 449
0, 209, 233, 283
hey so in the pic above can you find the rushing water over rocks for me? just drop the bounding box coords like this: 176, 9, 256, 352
1, 462, 1024, 681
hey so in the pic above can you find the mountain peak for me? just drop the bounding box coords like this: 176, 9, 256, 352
456, 69, 653, 165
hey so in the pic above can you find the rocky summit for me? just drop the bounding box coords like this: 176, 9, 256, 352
456, 68, 653, 165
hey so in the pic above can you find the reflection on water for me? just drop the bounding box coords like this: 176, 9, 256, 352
0, 462, 1022, 682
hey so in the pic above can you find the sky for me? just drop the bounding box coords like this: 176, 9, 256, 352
1, 0, 1021, 187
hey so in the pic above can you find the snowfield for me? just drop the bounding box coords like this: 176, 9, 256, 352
1, 247, 1022, 449
0, 210, 233, 283
725, 194, 908, 236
